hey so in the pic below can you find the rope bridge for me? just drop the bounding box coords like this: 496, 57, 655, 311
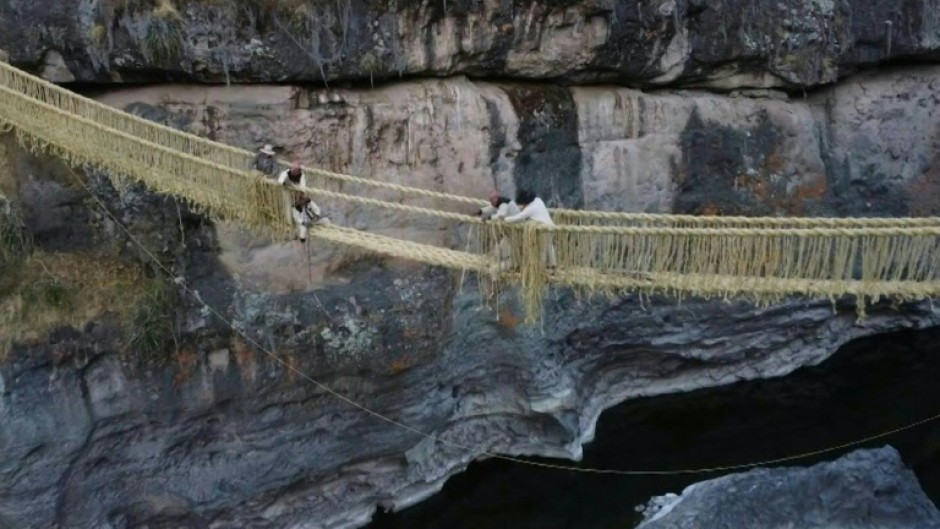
0, 60, 938, 322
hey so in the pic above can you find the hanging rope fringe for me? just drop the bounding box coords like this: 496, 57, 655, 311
64, 160, 940, 478
0, 59, 938, 324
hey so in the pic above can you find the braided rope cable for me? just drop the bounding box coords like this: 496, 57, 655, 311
65, 160, 940, 479
535, 223, 940, 237
2, 60, 939, 228
2, 87, 938, 322
311, 225, 489, 271
1, 58, 939, 324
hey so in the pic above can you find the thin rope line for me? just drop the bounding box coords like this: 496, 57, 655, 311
67, 167, 940, 476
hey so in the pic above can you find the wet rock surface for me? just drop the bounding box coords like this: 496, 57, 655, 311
1, 0, 939, 88
638, 447, 940, 529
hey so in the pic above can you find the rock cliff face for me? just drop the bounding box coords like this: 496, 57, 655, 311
94, 64, 940, 285
1, 61, 939, 528
2, 1, 940, 527
638, 446, 940, 529
1, 0, 940, 88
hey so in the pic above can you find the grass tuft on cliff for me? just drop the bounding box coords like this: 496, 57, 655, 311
0, 199, 31, 262
0, 251, 147, 360
128, 275, 177, 357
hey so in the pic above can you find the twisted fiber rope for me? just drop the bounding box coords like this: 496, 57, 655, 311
0, 81, 484, 228
289, 184, 485, 224
64, 159, 940, 477
3, 61, 939, 229
551, 210, 940, 226
311, 225, 488, 271
535, 223, 940, 237
1, 60, 939, 324
0, 60, 484, 207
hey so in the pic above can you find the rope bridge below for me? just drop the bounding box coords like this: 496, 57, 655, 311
0, 60, 938, 322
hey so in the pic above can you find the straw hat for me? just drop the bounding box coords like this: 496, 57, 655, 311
259, 144, 276, 156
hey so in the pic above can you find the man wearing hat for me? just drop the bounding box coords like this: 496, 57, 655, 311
253, 144, 279, 177
277, 161, 329, 243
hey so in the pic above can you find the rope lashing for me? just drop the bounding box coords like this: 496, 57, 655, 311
2, 60, 938, 227
0, 58, 939, 323
67, 161, 940, 479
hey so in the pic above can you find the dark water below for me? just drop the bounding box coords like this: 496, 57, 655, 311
368, 327, 940, 529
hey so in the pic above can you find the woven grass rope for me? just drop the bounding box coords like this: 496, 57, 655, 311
1, 58, 939, 323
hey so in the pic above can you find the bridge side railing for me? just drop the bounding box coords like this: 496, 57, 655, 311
5, 60, 940, 229
2, 59, 940, 324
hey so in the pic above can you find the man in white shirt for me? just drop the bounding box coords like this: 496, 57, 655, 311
505, 189, 557, 268
277, 161, 329, 243
478, 191, 521, 268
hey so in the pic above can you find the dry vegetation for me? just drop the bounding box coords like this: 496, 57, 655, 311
0, 251, 150, 359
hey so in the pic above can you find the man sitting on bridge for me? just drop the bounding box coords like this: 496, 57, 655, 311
277, 161, 329, 243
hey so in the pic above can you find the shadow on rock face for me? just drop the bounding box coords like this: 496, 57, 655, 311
675, 108, 785, 215
108, 493, 209, 529
503, 84, 584, 209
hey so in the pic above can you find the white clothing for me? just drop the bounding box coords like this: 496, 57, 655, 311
277, 169, 307, 188
291, 201, 329, 241
278, 169, 328, 240
481, 200, 521, 221
505, 197, 556, 267
505, 197, 554, 226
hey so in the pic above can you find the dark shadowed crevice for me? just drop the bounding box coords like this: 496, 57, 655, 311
367, 326, 940, 529
502, 84, 583, 208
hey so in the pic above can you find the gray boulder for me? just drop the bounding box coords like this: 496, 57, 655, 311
638, 446, 940, 529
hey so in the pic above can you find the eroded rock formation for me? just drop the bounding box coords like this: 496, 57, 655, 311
1, 0, 939, 88
1, 1, 940, 526
638, 447, 940, 529
1, 62, 939, 527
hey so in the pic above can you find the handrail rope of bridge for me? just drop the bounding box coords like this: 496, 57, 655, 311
4, 84, 939, 241
28, 79, 934, 238
533, 222, 940, 237
6, 76, 940, 293
0, 81, 488, 226
65, 165, 940, 477
11, 78, 940, 245
0, 60, 484, 206
3, 60, 940, 229
552, 210, 940, 227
